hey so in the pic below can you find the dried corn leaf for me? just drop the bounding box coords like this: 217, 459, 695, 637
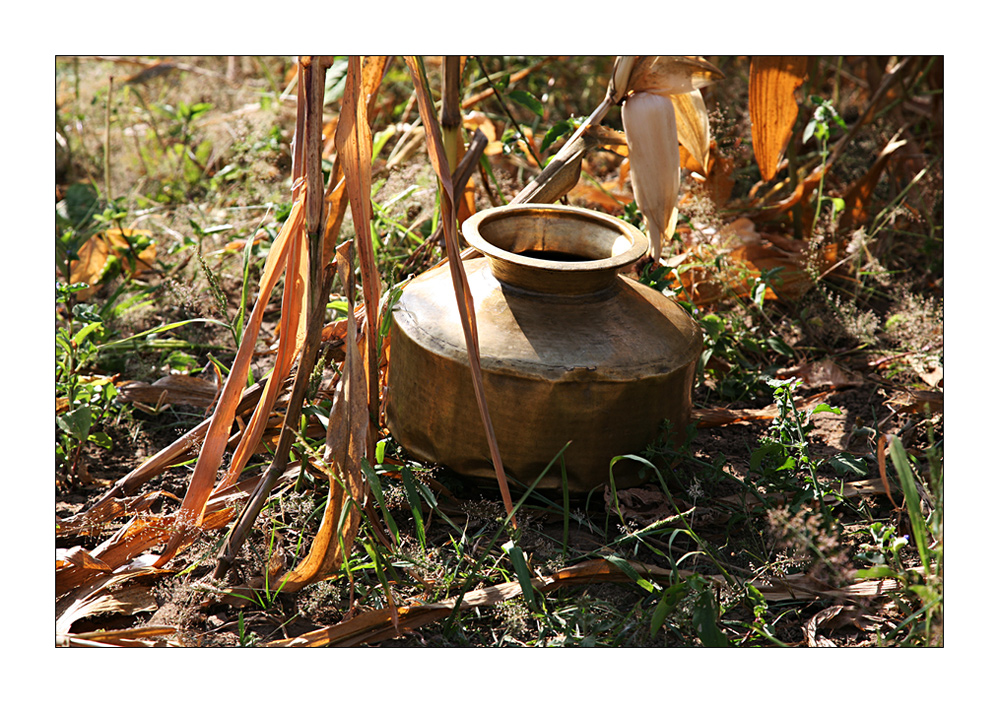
626, 56, 724, 97
335, 55, 382, 435
568, 180, 631, 211
157, 198, 306, 561
323, 56, 388, 267
674, 236, 811, 308
688, 142, 736, 207
59, 625, 178, 648
463, 111, 501, 155
56, 574, 158, 637
276, 242, 367, 592
749, 56, 809, 181
693, 391, 833, 427
671, 89, 711, 176
838, 136, 907, 231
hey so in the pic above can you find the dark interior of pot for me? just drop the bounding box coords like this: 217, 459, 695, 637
476, 208, 636, 262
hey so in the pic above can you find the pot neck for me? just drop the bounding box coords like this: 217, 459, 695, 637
462, 204, 648, 297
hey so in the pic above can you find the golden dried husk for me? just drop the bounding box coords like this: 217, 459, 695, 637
622, 90, 680, 262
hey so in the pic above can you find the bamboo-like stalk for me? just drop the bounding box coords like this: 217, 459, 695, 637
405, 56, 515, 525
441, 56, 462, 177
213, 56, 336, 579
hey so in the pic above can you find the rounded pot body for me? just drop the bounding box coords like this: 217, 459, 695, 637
385, 204, 701, 492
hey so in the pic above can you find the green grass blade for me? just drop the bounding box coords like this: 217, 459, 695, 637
888, 435, 931, 573
400, 467, 426, 551
503, 540, 538, 611
361, 459, 399, 544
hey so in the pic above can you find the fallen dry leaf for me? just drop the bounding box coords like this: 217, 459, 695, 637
605, 485, 678, 524
118, 373, 221, 411
70, 228, 156, 300
777, 359, 864, 388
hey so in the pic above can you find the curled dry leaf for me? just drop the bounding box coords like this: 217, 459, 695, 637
463, 111, 501, 155
56, 574, 159, 637
749, 56, 809, 182
625, 56, 725, 98
275, 242, 368, 592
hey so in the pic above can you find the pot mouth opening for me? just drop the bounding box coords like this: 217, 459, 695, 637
462, 204, 647, 272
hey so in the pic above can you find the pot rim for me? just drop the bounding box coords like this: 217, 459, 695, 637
461, 204, 648, 274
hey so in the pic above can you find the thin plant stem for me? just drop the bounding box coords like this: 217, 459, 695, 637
104, 76, 113, 200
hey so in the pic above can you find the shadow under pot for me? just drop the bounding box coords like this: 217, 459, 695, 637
385, 204, 701, 493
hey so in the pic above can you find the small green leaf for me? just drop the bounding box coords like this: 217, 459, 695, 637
361, 460, 399, 543
690, 577, 731, 647
856, 565, 901, 580
700, 313, 725, 341
541, 120, 573, 153
58, 406, 93, 442
89, 431, 113, 449
650, 582, 688, 637
605, 554, 655, 593
829, 452, 869, 477
810, 403, 843, 417
508, 90, 544, 118
766, 336, 795, 358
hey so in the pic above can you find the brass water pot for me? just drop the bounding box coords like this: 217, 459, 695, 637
385, 204, 702, 492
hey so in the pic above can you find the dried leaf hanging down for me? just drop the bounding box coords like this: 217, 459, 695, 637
154, 194, 310, 567
749, 56, 809, 182
671, 88, 712, 176
322, 56, 388, 268
334, 55, 382, 442
275, 241, 368, 592
404, 56, 515, 523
